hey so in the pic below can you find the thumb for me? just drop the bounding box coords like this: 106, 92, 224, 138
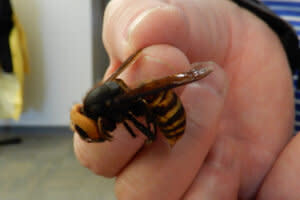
102, 0, 235, 69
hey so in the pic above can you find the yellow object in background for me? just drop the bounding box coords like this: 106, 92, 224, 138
0, 71, 21, 119
0, 2, 29, 120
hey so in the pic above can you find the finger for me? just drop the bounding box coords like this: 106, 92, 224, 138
103, 0, 189, 62
102, 0, 234, 67
115, 59, 228, 199
182, 137, 241, 200
74, 45, 197, 177
73, 126, 145, 177
257, 133, 300, 200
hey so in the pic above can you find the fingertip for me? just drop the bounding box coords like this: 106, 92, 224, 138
103, 0, 190, 62
73, 133, 110, 177
73, 126, 146, 178
127, 5, 190, 54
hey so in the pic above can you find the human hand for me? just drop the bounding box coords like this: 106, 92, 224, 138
74, 0, 295, 199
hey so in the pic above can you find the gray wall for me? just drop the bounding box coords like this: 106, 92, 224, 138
92, 0, 110, 82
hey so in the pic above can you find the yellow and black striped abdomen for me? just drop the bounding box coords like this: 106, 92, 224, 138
145, 90, 186, 146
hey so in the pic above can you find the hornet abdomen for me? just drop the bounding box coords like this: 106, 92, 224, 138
145, 90, 186, 146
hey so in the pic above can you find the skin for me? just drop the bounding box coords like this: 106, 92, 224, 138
74, 0, 300, 199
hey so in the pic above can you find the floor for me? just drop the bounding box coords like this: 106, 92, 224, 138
0, 127, 116, 200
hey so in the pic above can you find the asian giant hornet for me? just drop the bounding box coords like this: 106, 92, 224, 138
70, 48, 213, 146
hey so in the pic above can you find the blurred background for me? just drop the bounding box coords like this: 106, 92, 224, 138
0, 0, 116, 199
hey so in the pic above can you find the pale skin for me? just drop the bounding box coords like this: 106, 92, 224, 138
73, 0, 300, 199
